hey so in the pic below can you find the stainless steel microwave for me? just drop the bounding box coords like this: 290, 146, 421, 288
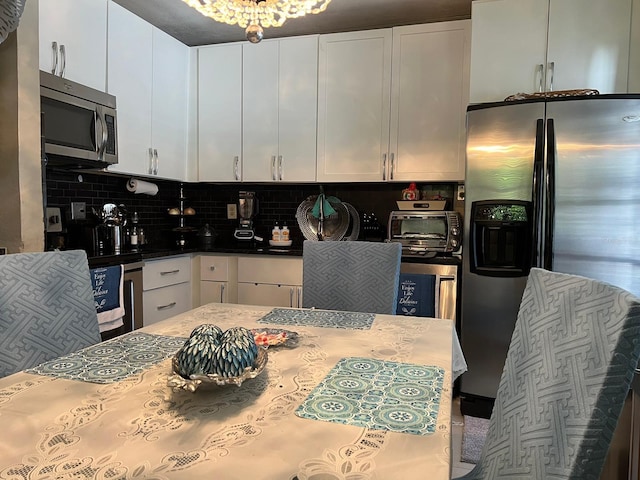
388, 210, 462, 255
40, 71, 118, 169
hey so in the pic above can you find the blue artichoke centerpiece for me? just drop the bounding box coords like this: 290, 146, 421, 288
174, 324, 261, 381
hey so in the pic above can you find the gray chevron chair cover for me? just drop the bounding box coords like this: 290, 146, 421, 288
456, 268, 640, 480
0, 250, 101, 378
302, 240, 402, 314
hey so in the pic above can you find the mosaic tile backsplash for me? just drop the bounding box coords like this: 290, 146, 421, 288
46, 168, 461, 250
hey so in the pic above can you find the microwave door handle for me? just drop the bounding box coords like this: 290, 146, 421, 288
95, 110, 108, 160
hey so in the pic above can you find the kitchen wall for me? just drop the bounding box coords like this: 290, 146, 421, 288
46, 168, 462, 250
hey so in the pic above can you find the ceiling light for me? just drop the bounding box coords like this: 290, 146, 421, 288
181, 0, 333, 43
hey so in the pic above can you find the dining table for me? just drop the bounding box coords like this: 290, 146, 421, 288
0, 303, 460, 479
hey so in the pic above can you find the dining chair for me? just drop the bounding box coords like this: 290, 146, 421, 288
302, 240, 402, 314
0, 250, 101, 378
455, 268, 640, 480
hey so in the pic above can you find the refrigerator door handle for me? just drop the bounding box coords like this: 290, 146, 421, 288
544, 118, 556, 270
531, 118, 545, 267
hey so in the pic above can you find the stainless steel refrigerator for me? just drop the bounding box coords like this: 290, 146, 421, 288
460, 95, 640, 418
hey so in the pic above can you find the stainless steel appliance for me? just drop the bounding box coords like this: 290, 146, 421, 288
40, 70, 117, 169
234, 191, 258, 240
461, 94, 640, 417
388, 210, 462, 255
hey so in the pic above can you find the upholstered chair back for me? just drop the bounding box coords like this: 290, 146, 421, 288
0, 250, 101, 378
302, 240, 402, 314
456, 268, 640, 480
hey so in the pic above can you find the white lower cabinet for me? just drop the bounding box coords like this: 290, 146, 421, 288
143, 255, 192, 325
198, 255, 238, 306
237, 256, 303, 308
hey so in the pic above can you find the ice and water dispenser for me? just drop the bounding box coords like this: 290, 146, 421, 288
470, 200, 533, 277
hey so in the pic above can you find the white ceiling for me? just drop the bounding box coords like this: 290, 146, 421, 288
112, 0, 471, 46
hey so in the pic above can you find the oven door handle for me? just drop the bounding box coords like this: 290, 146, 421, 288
436, 274, 457, 320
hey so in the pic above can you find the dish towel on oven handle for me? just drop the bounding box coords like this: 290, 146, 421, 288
90, 265, 124, 333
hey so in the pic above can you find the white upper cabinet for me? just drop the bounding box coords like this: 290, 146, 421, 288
39, 0, 108, 91
242, 36, 318, 182
317, 22, 470, 182
389, 22, 470, 182
470, 0, 632, 104
317, 29, 393, 182
107, 2, 188, 180
198, 43, 243, 182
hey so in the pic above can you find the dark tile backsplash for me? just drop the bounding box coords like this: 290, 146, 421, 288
46, 167, 461, 249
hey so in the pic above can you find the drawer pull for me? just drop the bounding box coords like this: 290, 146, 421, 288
157, 302, 177, 310
209, 266, 216, 271
160, 269, 180, 276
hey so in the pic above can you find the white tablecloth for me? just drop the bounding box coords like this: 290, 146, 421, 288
0, 304, 457, 479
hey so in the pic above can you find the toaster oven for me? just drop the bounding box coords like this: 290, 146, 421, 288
388, 210, 462, 255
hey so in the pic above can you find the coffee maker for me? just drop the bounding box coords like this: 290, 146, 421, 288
234, 191, 257, 240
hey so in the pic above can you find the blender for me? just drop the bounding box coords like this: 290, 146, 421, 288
234, 191, 258, 240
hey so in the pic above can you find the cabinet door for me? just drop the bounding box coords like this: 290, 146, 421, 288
317, 29, 393, 182
143, 282, 191, 326
242, 36, 318, 183
238, 283, 299, 308
107, 2, 153, 176
242, 41, 279, 182
389, 22, 470, 182
469, 0, 548, 103
151, 27, 189, 181
39, 0, 108, 91
200, 281, 229, 305
546, 0, 631, 94
277, 36, 318, 182
198, 44, 243, 182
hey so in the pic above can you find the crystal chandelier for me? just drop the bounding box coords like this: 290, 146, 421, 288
181, 0, 333, 43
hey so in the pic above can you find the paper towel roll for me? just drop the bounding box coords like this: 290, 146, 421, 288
127, 178, 158, 196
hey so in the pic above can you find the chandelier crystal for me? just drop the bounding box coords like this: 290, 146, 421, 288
181, 0, 333, 43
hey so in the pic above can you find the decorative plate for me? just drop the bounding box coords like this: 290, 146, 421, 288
251, 328, 299, 347
167, 347, 268, 392
296, 196, 350, 241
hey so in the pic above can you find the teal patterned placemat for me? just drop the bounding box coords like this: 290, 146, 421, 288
258, 308, 375, 330
26, 332, 186, 384
295, 357, 444, 435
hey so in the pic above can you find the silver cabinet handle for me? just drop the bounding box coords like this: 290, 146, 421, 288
547, 61, 555, 91
157, 301, 177, 310
278, 155, 283, 181
153, 148, 159, 175
390, 152, 395, 180
297, 286, 302, 308
271, 155, 277, 181
382, 153, 387, 181
148, 148, 154, 174
234, 156, 240, 181
289, 287, 294, 308
59, 44, 66, 78
536, 64, 544, 92
220, 283, 225, 303
160, 269, 180, 275
51, 41, 58, 75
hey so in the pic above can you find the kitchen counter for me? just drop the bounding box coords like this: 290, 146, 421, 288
87, 242, 304, 268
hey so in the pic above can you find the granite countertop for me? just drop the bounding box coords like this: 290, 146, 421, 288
87, 240, 304, 268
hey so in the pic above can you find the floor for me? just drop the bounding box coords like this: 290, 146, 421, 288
451, 397, 476, 478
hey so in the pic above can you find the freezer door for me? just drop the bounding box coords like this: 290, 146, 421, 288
547, 96, 640, 297
461, 100, 545, 404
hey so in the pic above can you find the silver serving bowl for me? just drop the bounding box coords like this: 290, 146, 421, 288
167, 347, 268, 392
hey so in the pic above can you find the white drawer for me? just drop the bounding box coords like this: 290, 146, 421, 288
238, 256, 302, 285
143, 255, 191, 290
200, 255, 231, 281
143, 282, 191, 325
